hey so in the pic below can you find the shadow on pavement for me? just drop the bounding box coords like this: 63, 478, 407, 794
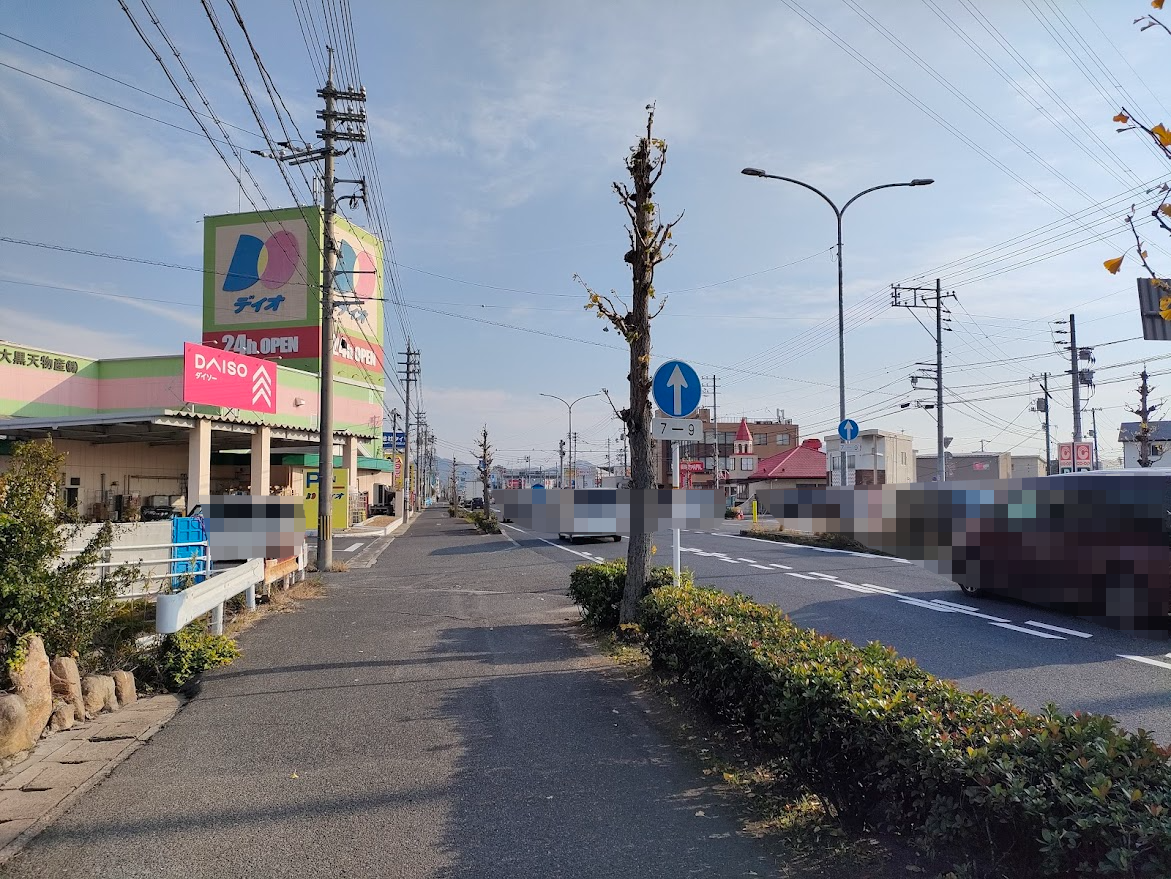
428, 622, 785, 879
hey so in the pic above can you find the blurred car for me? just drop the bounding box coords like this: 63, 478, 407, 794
468, 497, 485, 510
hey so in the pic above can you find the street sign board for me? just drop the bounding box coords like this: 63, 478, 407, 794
1058, 442, 1073, 474
1074, 441, 1093, 471
652, 360, 702, 418
841, 441, 862, 454
182, 341, 277, 414
382, 431, 406, 450
652, 418, 703, 440
838, 419, 859, 441
681, 460, 704, 473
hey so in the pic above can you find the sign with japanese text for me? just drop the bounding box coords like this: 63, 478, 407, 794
1058, 442, 1074, 475
303, 467, 348, 532
0, 345, 83, 374
201, 326, 321, 360
182, 342, 277, 414
1074, 441, 1093, 471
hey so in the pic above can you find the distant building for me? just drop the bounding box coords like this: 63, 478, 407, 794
1117, 422, 1171, 469
747, 439, 827, 493
822, 430, 916, 486
915, 451, 1011, 482
1010, 455, 1047, 479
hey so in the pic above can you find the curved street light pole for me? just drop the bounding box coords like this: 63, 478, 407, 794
540, 392, 602, 488
741, 169, 933, 487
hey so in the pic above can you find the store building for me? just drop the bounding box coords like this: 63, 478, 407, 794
0, 206, 398, 525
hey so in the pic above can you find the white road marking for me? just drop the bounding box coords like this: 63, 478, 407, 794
1118, 654, 1171, 671
769, 563, 792, 570
502, 523, 524, 533
1022, 621, 1093, 639
749, 564, 773, 570
737, 558, 758, 563
716, 557, 740, 564
709, 531, 912, 562
785, 573, 818, 580
990, 622, 1065, 639
860, 583, 898, 594
928, 601, 1010, 623
804, 572, 841, 581
537, 537, 607, 564
342, 542, 363, 552
834, 582, 884, 595
897, 597, 969, 614
930, 599, 980, 612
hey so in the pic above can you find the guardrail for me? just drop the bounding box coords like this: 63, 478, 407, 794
63, 540, 211, 599
156, 559, 265, 635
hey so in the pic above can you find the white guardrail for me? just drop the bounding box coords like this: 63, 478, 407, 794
156, 558, 264, 636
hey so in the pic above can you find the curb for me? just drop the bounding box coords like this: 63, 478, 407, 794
0, 696, 186, 866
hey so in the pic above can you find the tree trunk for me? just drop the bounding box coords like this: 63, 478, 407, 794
619, 129, 658, 626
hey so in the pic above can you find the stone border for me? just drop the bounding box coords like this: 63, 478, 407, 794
0, 694, 183, 865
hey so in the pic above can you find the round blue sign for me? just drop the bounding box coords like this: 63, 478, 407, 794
652, 360, 702, 418
838, 419, 859, 441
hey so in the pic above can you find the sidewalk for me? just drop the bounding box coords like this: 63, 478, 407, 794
1, 509, 788, 878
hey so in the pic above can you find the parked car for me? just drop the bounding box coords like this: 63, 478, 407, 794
468, 496, 485, 510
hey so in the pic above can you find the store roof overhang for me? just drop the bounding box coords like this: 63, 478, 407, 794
0, 409, 369, 451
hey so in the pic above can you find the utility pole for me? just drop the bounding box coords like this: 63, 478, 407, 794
1042, 373, 1052, 475
1069, 313, 1082, 441
397, 347, 418, 520
558, 439, 566, 488
415, 408, 425, 511
892, 280, 953, 482
275, 47, 367, 571
707, 375, 720, 492
572, 432, 579, 487
1090, 407, 1101, 471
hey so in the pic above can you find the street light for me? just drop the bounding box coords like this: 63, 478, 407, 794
741, 168, 934, 488
539, 392, 602, 488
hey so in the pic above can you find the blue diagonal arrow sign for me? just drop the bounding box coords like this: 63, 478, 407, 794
652, 360, 701, 418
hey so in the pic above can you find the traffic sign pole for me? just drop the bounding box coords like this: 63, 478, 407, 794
672, 440, 681, 587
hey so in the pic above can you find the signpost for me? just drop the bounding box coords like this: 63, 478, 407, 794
836, 419, 859, 488
652, 360, 701, 587
1074, 441, 1093, 472
1058, 442, 1074, 474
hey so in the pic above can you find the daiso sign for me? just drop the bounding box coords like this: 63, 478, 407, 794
182, 342, 277, 414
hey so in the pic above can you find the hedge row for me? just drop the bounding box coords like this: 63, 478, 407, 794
567, 558, 692, 629
636, 583, 1171, 877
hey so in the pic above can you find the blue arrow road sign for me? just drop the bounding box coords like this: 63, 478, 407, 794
652, 360, 702, 418
838, 419, 859, 441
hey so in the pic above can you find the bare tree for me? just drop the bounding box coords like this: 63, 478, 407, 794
1126, 368, 1168, 467
476, 425, 494, 512
577, 105, 682, 624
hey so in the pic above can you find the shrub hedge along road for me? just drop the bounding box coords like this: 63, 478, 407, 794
568, 562, 1171, 877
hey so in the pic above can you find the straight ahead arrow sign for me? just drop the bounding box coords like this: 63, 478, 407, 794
667, 365, 686, 415
251, 367, 275, 411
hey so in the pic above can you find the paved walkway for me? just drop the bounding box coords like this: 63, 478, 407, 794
1, 509, 787, 878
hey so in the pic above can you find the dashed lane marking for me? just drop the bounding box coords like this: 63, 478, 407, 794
991, 622, 1066, 640
785, 573, 818, 580
769, 563, 792, 569
1023, 620, 1093, 638
1118, 654, 1171, 671
749, 564, 773, 570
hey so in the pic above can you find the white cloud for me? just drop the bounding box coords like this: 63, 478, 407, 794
0, 306, 171, 359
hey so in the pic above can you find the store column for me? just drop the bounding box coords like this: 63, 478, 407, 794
251, 425, 271, 496
187, 418, 212, 510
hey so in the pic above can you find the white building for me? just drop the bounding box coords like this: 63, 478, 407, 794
1117, 422, 1171, 469
822, 430, 916, 486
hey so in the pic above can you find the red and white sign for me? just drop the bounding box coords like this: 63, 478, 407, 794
1058, 443, 1074, 466
202, 326, 320, 360
1074, 441, 1093, 470
183, 342, 277, 413
681, 461, 705, 473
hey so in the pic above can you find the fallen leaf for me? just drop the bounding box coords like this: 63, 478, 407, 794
290, 771, 299, 778
1104, 255, 1125, 274
695, 810, 706, 817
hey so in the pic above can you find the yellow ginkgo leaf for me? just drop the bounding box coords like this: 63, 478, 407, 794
1152, 123, 1171, 147
1114, 112, 1130, 124
1154, 0, 1165, 9
1104, 255, 1125, 274
1160, 296, 1171, 321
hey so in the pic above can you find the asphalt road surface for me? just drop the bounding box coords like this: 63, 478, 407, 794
504, 521, 1171, 743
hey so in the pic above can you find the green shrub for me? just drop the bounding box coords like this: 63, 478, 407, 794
639, 584, 1171, 877
567, 558, 692, 629
153, 625, 241, 690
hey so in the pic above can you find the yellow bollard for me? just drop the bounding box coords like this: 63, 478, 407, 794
751, 498, 757, 524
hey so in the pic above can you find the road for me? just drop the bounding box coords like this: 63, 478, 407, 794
501, 519, 1171, 743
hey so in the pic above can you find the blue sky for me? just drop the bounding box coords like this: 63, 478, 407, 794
2, 1, 1169, 472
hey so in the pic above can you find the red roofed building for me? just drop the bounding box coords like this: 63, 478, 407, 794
746, 438, 828, 492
